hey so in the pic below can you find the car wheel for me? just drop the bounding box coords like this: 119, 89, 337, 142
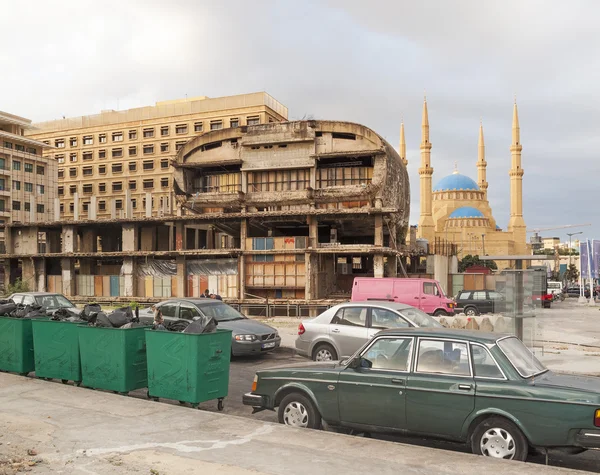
433, 309, 447, 317
471, 417, 528, 462
465, 307, 479, 316
312, 343, 338, 362
278, 393, 321, 430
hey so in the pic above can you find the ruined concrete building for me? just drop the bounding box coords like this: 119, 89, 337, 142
0, 120, 410, 302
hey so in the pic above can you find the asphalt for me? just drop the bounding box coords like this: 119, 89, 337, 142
0, 372, 593, 475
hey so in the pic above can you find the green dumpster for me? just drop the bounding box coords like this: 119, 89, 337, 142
145, 328, 232, 409
31, 318, 81, 384
0, 317, 35, 375
78, 325, 148, 393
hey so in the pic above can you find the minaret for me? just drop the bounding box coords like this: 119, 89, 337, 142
508, 100, 527, 252
477, 121, 488, 197
418, 97, 435, 241
399, 121, 407, 167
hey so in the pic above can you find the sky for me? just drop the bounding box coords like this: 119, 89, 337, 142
2, 0, 599, 244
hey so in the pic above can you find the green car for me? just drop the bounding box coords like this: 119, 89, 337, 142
243, 328, 600, 462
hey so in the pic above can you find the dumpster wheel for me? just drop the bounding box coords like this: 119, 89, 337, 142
217, 399, 224, 411
146, 391, 159, 402
61, 379, 69, 385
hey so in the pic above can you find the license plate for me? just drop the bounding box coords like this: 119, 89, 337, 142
262, 342, 276, 349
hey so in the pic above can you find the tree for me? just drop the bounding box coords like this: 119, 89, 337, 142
564, 264, 579, 283
458, 254, 498, 273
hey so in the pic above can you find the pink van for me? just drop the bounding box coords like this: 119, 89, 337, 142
351, 277, 456, 316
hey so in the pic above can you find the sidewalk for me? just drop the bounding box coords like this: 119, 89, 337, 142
0, 373, 590, 475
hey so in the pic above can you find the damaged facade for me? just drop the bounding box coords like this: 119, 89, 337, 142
0, 120, 410, 303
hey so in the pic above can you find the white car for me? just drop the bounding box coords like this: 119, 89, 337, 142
295, 301, 442, 361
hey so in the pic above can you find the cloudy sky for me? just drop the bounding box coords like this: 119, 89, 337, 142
2, 0, 599, 243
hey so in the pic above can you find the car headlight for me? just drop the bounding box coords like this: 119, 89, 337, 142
235, 334, 258, 342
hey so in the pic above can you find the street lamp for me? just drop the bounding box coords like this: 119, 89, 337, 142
481, 234, 486, 255
567, 231, 583, 272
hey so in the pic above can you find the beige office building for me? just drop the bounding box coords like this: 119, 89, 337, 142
27, 92, 288, 220
0, 111, 57, 226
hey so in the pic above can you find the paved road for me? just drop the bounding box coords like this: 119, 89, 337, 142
128, 348, 600, 473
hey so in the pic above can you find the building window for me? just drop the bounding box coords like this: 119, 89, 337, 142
15, 144, 25, 152
248, 169, 310, 192
131, 198, 137, 209
129, 180, 137, 190
27, 147, 37, 155
143, 144, 154, 154
316, 167, 373, 188
12, 180, 20, 191
143, 128, 154, 138
175, 141, 186, 151
161, 177, 169, 187
112, 148, 123, 158
128, 146, 137, 156
36, 165, 44, 175
83, 166, 93, 176
112, 182, 123, 192
98, 183, 106, 192
24, 182, 33, 192
161, 159, 169, 169
112, 132, 123, 142
83, 184, 93, 193
0, 199, 4, 211
69, 185, 77, 194
58, 169, 64, 178
210, 120, 223, 131
98, 165, 106, 174
82, 151, 93, 161
12, 201, 20, 211
142, 197, 155, 209
98, 200, 106, 211
3, 141, 12, 149
59, 203, 64, 213
0, 158, 5, 170
58, 186, 63, 195
99, 149, 106, 159
160, 126, 169, 136
160, 143, 169, 153
129, 162, 137, 172
55, 139, 65, 148
129, 130, 137, 140
230, 118, 239, 128
12, 160, 21, 171
194, 122, 203, 132
115, 199, 123, 210
247, 116, 260, 126
56, 154, 65, 163
142, 160, 154, 171
69, 168, 77, 177
25, 163, 33, 173
69, 137, 77, 147
69, 203, 74, 213
83, 135, 93, 145
36, 184, 45, 195
143, 179, 154, 189
99, 134, 107, 143
112, 163, 123, 173
70, 153, 77, 162
82, 202, 89, 212
37, 204, 44, 213
24, 202, 30, 212
176, 124, 188, 134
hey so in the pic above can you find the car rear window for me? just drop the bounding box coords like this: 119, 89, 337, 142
497, 337, 546, 378
458, 291, 471, 299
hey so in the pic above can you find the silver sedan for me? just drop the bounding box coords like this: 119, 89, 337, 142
295, 301, 442, 361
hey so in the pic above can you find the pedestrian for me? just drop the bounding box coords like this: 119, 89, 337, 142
209, 293, 223, 301
152, 308, 166, 330
202, 289, 210, 298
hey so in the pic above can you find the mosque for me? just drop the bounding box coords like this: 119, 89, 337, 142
401, 99, 528, 258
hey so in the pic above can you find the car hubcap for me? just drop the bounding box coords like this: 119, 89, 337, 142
283, 402, 309, 427
315, 349, 333, 361
466, 310, 475, 316
480, 428, 516, 459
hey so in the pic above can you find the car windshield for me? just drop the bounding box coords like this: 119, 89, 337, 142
399, 308, 443, 328
199, 302, 246, 322
35, 294, 73, 309
497, 337, 547, 378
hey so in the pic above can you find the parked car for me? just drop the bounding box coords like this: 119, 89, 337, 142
139, 299, 280, 356
351, 277, 456, 316
295, 301, 442, 361
8, 292, 80, 315
564, 286, 592, 298
244, 328, 600, 462
455, 290, 505, 316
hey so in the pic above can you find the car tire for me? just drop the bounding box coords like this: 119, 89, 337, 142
312, 343, 338, 362
278, 392, 322, 430
471, 416, 529, 462
465, 307, 479, 317
433, 309, 448, 317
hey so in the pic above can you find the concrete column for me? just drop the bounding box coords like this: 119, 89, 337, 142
61, 258, 75, 296
176, 256, 186, 298
110, 199, 117, 219
240, 219, 247, 251
62, 225, 75, 253
122, 257, 136, 297
54, 197, 61, 222
4, 227, 13, 254
122, 224, 138, 252
206, 226, 215, 249
80, 229, 97, 253
29, 196, 35, 223
194, 229, 200, 250
387, 255, 398, 277
374, 254, 385, 278
73, 193, 79, 221
309, 166, 316, 189
145, 192, 152, 218
307, 216, 318, 248
175, 222, 184, 251
124, 189, 133, 218
36, 258, 46, 292
241, 171, 248, 194
305, 252, 317, 299
168, 224, 174, 251
89, 196, 97, 220
238, 255, 245, 300
374, 215, 383, 247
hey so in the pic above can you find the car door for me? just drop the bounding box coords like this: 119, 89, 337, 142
338, 336, 414, 429
367, 307, 411, 339
472, 291, 491, 314
420, 282, 440, 314
158, 302, 179, 323
330, 306, 369, 358
405, 338, 475, 439
179, 302, 201, 321
22, 295, 35, 306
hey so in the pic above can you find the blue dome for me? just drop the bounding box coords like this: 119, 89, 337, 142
433, 173, 480, 192
448, 207, 485, 219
